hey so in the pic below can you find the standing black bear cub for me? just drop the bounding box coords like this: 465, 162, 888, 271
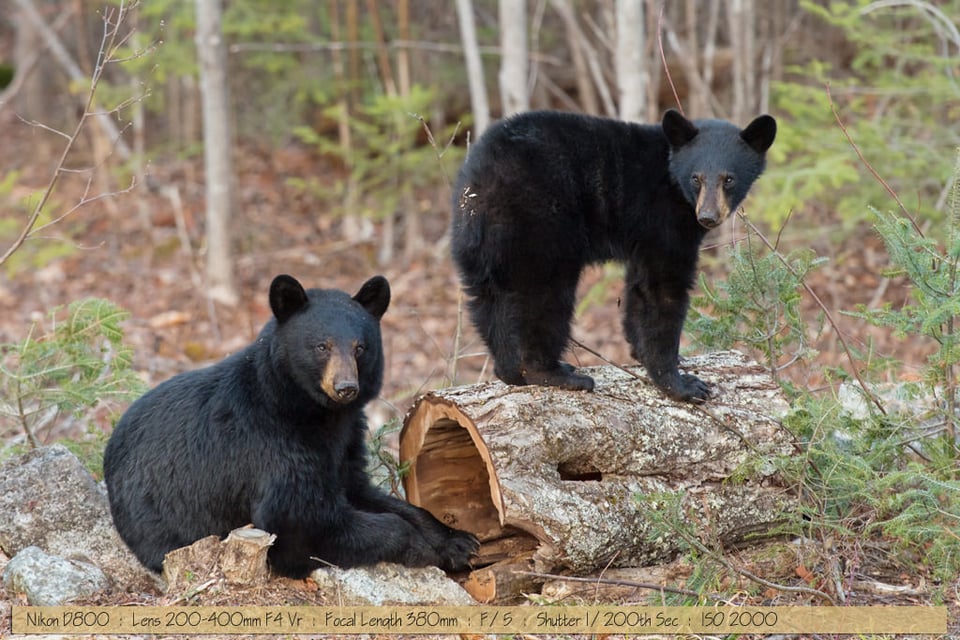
104, 275, 477, 579
452, 109, 776, 400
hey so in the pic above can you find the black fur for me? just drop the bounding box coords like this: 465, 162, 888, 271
451, 109, 776, 400
103, 275, 477, 578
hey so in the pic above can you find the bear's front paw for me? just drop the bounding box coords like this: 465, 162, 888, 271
437, 528, 479, 572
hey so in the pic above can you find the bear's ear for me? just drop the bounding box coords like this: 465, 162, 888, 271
353, 275, 391, 320
740, 114, 777, 153
269, 274, 309, 324
662, 109, 699, 148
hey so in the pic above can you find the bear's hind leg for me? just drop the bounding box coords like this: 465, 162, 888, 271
467, 276, 593, 390
464, 286, 525, 385
513, 285, 594, 391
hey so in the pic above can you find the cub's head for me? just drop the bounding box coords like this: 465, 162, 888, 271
662, 109, 777, 230
268, 274, 390, 408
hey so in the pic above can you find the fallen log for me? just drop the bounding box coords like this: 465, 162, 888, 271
399, 351, 795, 592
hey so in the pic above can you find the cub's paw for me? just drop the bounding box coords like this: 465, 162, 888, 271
663, 373, 711, 403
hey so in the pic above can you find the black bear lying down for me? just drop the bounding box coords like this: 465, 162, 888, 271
452, 109, 777, 401
104, 275, 477, 579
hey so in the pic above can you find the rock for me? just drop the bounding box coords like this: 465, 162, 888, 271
311, 563, 475, 605
0, 444, 158, 591
3, 546, 108, 605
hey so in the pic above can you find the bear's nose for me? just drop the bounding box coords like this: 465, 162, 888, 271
698, 211, 720, 229
334, 381, 359, 403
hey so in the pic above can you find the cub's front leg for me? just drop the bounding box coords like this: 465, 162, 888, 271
349, 475, 478, 572
621, 266, 711, 403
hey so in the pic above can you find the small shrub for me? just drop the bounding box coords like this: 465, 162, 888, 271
0, 298, 146, 472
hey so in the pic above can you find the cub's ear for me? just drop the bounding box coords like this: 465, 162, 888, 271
740, 114, 777, 153
353, 275, 391, 320
662, 109, 699, 148
269, 274, 309, 324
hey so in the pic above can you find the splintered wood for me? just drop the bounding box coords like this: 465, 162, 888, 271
399, 351, 795, 602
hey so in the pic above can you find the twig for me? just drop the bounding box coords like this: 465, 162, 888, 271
166, 578, 219, 605
413, 114, 459, 190
570, 337, 643, 382
657, 4, 684, 115
12, 0, 132, 158
825, 84, 921, 234
1, 106, 89, 267
451, 288, 465, 385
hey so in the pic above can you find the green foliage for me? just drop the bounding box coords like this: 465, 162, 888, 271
0, 299, 146, 469
757, 0, 960, 226
852, 149, 960, 438
0, 63, 14, 89
681, 149, 960, 592
633, 492, 734, 605
688, 224, 825, 385
783, 392, 960, 586
293, 85, 465, 221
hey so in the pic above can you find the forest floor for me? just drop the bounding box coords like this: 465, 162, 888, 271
1, 115, 956, 637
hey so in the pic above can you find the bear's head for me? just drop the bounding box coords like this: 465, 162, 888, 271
662, 109, 777, 230
267, 274, 390, 409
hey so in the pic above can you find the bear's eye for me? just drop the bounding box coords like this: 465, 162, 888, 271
690, 175, 701, 187
354, 343, 366, 357
723, 176, 735, 188
315, 343, 329, 353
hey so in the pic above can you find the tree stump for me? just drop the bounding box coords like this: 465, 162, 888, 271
220, 527, 275, 584
162, 527, 275, 593
399, 351, 795, 591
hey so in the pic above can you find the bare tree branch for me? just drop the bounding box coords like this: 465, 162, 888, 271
12, 0, 131, 158
0, 1, 139, 268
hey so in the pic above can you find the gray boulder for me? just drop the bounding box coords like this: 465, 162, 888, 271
0, 444, 157, 591
3, 546, 108, 605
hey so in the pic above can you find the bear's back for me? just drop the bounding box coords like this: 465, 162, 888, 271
463, 111, 667, 182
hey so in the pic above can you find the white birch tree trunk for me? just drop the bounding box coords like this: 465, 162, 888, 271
195, 0, 237, 305
498, 0, 529, 116
726, 0, 755, 122
615, 0, 646, 122
455, 0, 491, 136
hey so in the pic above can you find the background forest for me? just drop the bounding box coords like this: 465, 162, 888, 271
2, 0, 960, 612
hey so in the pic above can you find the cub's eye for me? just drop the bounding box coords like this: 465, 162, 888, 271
354, 343, 366, 357
315, 343, 329, 353
723, 176, 735, 188
690, 175, 701, 187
